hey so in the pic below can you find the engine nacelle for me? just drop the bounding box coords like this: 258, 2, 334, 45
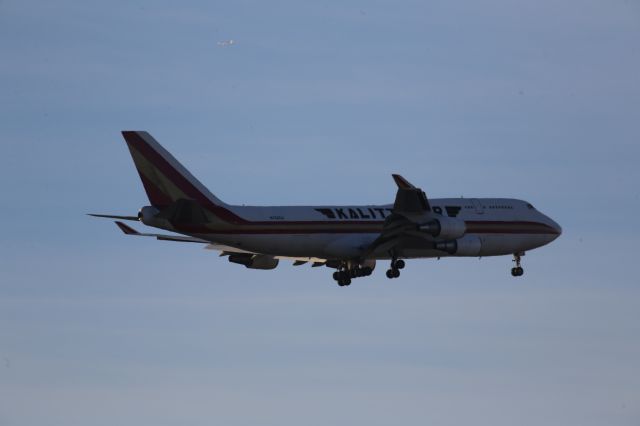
434, 235, 482, 256
419, 217, 466, 240
138, 206, 162, 226
228, 254, 279, 270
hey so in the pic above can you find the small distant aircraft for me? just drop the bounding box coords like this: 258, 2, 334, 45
216, 39, 235, 47
91, 131, 562, 286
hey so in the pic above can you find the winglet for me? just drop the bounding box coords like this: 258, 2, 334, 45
392, 174, 416, 189
115, 221, 140, 235
391, 174, 431, 213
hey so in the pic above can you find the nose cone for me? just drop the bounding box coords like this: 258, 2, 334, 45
548, 217, 562, 239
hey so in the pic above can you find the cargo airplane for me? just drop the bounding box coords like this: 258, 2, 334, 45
90, 131, 562, 286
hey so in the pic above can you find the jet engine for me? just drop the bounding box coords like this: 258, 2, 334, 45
434, 235, 482, 256
419, 217, 466, 240
228, 254, 279, 270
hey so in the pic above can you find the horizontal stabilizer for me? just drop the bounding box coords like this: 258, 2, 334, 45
115, 221, 139, 235
113, 221, 209, 243
88, 213, 139, 221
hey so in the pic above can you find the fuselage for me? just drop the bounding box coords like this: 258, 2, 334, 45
155, 197, 561, 261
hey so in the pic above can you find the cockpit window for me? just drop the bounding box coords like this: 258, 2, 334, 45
526, 203, 535, 210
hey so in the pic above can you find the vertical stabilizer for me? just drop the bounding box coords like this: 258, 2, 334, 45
121, 131, 227, 209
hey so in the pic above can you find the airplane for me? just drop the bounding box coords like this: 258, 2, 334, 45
90, 131, 562, 286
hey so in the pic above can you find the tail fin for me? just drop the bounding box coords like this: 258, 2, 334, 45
121, 131, 227, 209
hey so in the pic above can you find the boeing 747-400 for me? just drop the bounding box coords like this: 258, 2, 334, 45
90, 131, 562, 286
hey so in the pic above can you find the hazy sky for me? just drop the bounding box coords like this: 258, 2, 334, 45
1, 0, 639, 425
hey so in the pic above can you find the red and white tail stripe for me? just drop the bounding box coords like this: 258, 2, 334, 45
121, 130, 228, 207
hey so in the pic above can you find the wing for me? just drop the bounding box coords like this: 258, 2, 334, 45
114, 222, 329, 265
391, 174, 431, 215
362, 175, 434, 257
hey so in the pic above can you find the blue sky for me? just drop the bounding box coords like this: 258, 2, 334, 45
1, 0, 639, 425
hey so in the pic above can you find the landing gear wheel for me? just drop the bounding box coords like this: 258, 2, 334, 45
386, 268, 400, 279
332, 261, 374, 285
387, 254, 403, 279
337, 277, 351, 286
511, 253, 525, 277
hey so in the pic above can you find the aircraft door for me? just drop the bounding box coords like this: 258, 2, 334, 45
471, 199, 485, 215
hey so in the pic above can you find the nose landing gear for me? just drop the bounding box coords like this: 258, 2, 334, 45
511, 252, 524, 277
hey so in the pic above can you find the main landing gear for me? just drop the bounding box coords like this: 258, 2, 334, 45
333, 264, 373, 286
386, 259, 405, 279
511, 252, 524, 277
